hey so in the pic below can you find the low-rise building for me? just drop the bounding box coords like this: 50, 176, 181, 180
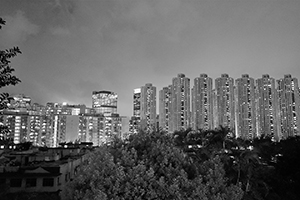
0, 146, 92, 199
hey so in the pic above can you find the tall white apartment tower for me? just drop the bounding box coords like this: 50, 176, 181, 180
215, 74, 235, 131
170, 74, 190, 132
130, 88, 141, 134
192, 74, 213, 130
191, 87, 195, 129
235, 74, 257, 140
140, 83, 157, 132
256, 74, 280, 140
159, 85, 172, 133
277, 75, 300, 139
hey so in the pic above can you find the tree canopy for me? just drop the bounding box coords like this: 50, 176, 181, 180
0, 18, 21, 108
64, 131, 243, 200
0, 17, 21, 141
66, 127, 300, 200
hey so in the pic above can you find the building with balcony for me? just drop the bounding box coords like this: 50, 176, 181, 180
159, 85, 172, 133
215, 74, 235, 131
235, 74, 257, 139
130, 88, 141, 134
256, 74, 280, 140
170, 74, 191, 132
277, 75, 300, 138
140, 84, 157, 132
192, 74, 213, 130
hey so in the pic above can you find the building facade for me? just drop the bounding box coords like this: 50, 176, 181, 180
235, 74, 257, 139
2, 111, 29, 144
8, 94, 31, 110
2, 100, 123, 147
0, 146, 90, 200
192, 74, 214, 130
140, 84, 157, 132
159, 85, 172, 133
92, 91, 117, 115
130, 88, 141, 134
256, 74, 280, 140
215, 74, 235, 131
277, 75, 300, 138
170, 74, 190, 132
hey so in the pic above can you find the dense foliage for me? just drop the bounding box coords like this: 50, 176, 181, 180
173, 127, 300, 200
65, 131, 243, 200
67, 128, 300, 200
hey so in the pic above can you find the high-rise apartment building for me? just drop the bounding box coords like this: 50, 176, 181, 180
235, 74, 257, 139
256, 75, 280, 140
133, 88, 141, 119
78, 112, 122, 146
170, 74, 190, 132
2, 111, 29, 144
49, 114, 67, 147
40, 114, 52, 146
191, 87, 195, 129
103, 113, 122, 143
2, 93, 123, 146
130, 88, 141, 134
92, 91, 117, 115
277, 75, 300, 138
140, 83, 157, 132
78, 114, 104, 145
159, 85, 172, 133
212, 89, 218, 129
8, 94, 31, 110
192, 74, 213, 130
28, 115, 41, 145
215, 74, 235, 131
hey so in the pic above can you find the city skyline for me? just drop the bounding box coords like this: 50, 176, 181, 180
4, 73, 300, 114
2, 73, 300, 146
1, 0, 300, 117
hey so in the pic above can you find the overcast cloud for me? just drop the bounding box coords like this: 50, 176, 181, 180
1, 0, 300, 116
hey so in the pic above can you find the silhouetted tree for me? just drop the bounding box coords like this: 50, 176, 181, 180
16, 141, 33, 151
267, 136, 300, 200
173, 127, 274, 200
0, 17, 21, 141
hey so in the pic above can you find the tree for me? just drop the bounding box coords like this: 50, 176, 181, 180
173, 127, 274, 200
0, 17, 21, 141
64, 130, 243, 200
267, 136, 300, 200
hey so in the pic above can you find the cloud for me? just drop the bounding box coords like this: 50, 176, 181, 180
53, 0, 62, 8
0, 11, 39, 46
50, 26, 71, 36
112, 0, 199, 43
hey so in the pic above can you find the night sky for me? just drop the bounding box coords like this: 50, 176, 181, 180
1, 0, 300, 117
